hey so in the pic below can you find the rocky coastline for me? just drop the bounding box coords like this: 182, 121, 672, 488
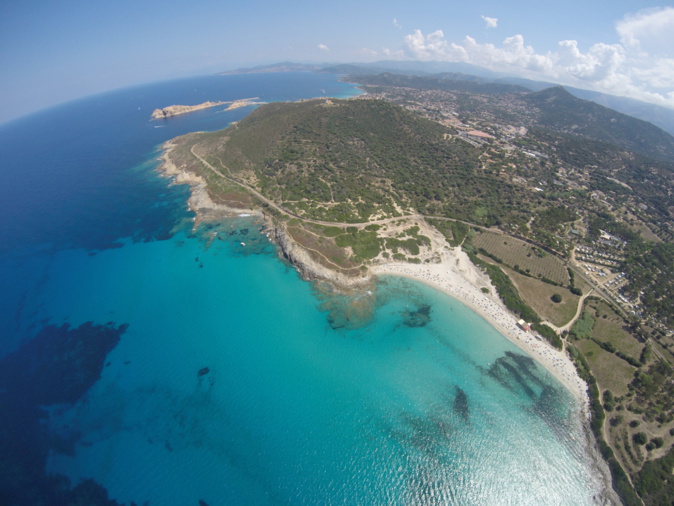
151, 101, 227, 120
268, 221, 372, 290
158, 139, 369, 290
151, 98, 262, 120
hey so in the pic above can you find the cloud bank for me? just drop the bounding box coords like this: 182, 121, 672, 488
398, 8, 674, 109
318, 43, 330, 51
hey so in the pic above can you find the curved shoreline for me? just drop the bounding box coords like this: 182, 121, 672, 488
156, 138, 623, 501
371, 255, 590, 410
156, 138, 589, 409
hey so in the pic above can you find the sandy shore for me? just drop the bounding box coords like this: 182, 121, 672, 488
371, 247, 590, 414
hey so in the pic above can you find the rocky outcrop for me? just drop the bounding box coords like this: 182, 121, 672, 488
151, 101, 226, 120
269, 222, 371, 291
158, 139, 369, 291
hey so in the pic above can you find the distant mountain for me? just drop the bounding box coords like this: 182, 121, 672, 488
346, 71, 674, 161
217, 60, 674, 137
320, 64, 431, 76
340, 60, 505, 78
353, 72, 529, 95
522, 86, 674, 160
563, 88, 674, 137
219, 62, 322, 75
322, 61, 674, 137
495, 76, 674, 137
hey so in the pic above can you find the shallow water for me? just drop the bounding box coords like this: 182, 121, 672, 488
34, 224, 600, 504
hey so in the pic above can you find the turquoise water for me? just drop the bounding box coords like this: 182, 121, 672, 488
0, 73, 607, 504
36, 221, 602, 504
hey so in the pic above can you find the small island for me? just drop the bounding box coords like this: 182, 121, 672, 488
151, 98, 261, 120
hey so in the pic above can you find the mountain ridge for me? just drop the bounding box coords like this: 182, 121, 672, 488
218, 60, 674, 136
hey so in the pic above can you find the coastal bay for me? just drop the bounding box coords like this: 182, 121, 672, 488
156, 103, 591, 407
160, 135, 589, 402
0, 72, 613, 504
156, 137, 614, 502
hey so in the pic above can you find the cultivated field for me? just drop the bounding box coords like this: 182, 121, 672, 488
501, 266, 580, 327
473, 231, 569, 285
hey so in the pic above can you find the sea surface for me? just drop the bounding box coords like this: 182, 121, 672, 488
0, 72, 608, 504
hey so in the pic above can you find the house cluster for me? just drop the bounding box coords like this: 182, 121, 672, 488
575, 245, 623, 269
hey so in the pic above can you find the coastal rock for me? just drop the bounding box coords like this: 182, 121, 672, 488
151, 98, 261, 120
151, 101, 226, 120
158, 138, 369, 291
269, 222, 371, 291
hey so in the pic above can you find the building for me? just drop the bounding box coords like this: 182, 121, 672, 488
517, 319, 531, 331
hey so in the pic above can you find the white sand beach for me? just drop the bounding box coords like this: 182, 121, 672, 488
371, 246, 590, 414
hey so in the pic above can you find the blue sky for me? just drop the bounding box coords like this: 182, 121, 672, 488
2, 0, 673, 124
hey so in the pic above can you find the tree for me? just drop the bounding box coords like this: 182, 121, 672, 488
551, 293, 562, 303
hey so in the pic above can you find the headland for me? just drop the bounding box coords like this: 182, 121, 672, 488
156, 135, 590, 411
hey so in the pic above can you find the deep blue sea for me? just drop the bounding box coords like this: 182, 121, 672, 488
0, 72, 607, 504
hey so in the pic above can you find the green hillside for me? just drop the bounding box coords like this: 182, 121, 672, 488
523, 86, 674, 160
202, 98, 541, 225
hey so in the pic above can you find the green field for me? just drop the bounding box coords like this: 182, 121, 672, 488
576, 340, 636, 396
501, 266, 580, 327
473, 231, 569, 285
587, 299, 644, 361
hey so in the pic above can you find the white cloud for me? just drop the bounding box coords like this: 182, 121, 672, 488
318, 43, 330, 51
396, 7, 674, 109
360, 47, 379, 57
403, 30, 450, 60
382, 47, 404, 58
616, 7, 674, 55
481, 15, 498, 29
393, 18, 402, 29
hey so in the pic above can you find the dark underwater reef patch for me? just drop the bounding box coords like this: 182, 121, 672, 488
402, 304, 432, 328
453, 386, 469, 422
485, 351, 568, 430
315, 284, 376, 331
194, 220, 274, 258
486, 351, 547, 400
0, 322, 127, 505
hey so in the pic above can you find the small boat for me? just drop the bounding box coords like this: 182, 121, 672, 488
241, 242, 246, 246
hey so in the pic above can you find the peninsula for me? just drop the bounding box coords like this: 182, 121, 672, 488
159, 83, 674, 504
150, 97, 261, 120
